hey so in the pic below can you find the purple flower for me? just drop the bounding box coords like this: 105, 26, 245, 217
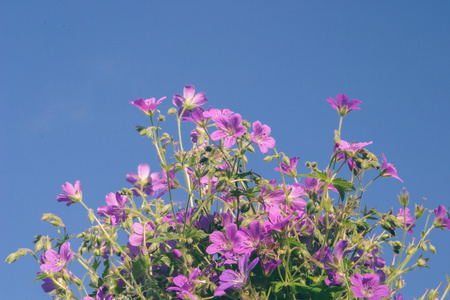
155, 165, 178, 198
130, 96, 166, 117
214, 254, 259, 296
167, 268, 201, 300
327, 93, 361, 116
97, 192, 128, 226
173, 85, 207, 116
40, 242, 75, 273
57, 180, 82, 206
260, 184, 285, 216
434, 205, 450, 230
41, 277, 59, 293
202, 107, 234, 121
129, 221, 156, 246
350, 273, 390, 300
210, 114, 246, 148
84, 285, 113, 300
397, 207, 416, 234
274, 156, 300, 177
206, 223, 242, 262
126, 163, 161, 197
234, 220, 263, 254
380, 153, 403, 182
337, 140, 373, 157
250, 121, 275, 154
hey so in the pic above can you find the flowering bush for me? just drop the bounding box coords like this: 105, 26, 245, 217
6, 85, 450, 300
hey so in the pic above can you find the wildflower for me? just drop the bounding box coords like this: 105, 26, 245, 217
129, 96, 166, 117
337, 140, 373, 157
350, 273, 389, 300
97, 192, 128, 226
260, 184, 285, 216
433, 205, 450, 230
380, 153, 403, 182
173, 85, 207, 116
210, 114, 246, 148
250, 121, 275, 154
397, 207, 416, 234
155, 165, 178, 198
129, 221, 155, 246
84, 285, 113, 300
40, 242, 75, 273
206, 223, 242, 262
167, 268, 201, 300
274, 156, 300, 177
202, 107, 234, 121
214, 254, 259, 296
57, 180, 82, 206
126, 163, 161, 196
234, 220, 263, 254
327, 93, 361, 116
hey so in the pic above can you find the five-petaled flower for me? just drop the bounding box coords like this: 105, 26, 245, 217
130, 97, 166, 117
250, 121, 275, 154
210, 114, 246, 148
40, 242, 75, 273
327, 93, 361, 116
97, 192, 128, 226
274, 156, 300, 177
433, 205, 450, 230
350, 273, 389, 300
173, 85, 207, 116
57, 180, 82, 206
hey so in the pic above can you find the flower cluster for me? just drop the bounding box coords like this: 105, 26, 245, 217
6, 86, 450, 300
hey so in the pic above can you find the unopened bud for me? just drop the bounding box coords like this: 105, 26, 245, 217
240, 203, 251, 213
398, 189, 409, 206
415, 204, 426, 219
247, 145, 255, 153
44, 240, 52, 251
88, 210, 95, 224
361, 161, 370, 170
35, 240, 44, 253
429, 244, 436, 255
264, 156, 273, 162
305, 161, 311, 168
158, 115, 165, 122
168, 108, 177, 115
406, 244, 415, 256
282, 156, 290, 166
311, 162, 317, 168
205, 145, 213, 152
417, 257, 428, 267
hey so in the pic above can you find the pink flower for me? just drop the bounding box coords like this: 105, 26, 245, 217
380, 153, 403, 182
57, 180, 82, 206
130, 97, 166, 117
250, 121, 275, 154
327, 93, 361, 116
40, 242, 75, 273
210, 114, 246, 148
173, 85, 207, 116
350, 273, 389, 300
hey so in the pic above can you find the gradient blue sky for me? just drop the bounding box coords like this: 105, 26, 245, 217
1, 1, 449, 299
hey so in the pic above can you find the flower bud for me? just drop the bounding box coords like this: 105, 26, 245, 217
264, 156, 273, 162
311, 162, 317, 168
415, 204, 426, 219
429, 244, 436, 255
35, 240, 44, 253
428, 290, 439, 300
168, 107, 177, 115
282, 156, 290, 166
406, 244, 415, 256
417, 257, 428, 267
44, 240, 52, 251
88, 210, 95, 224
205, 145, 213, 152
361, 160, 370, 170
398, 189, 409, 206
240, 203, 251, 213
247, 145, 255, 153
305, 161, 311, 168
158, 114, 165, 122
392, 241, 403, 254
420, 242, 428, 252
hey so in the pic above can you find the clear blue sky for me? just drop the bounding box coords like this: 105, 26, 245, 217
1, 1, 449, 299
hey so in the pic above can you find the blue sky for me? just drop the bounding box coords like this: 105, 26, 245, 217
1, 1, 449, 299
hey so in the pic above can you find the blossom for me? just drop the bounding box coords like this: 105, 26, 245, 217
40, 242, 75, 273
433, 205, 450, 230
380, 153, 403, 182
167, 268, 201, 300
234, 220, 263, 254
350, 273, 390, 300
274, 156, 300, 177
129, 96, 166, 117
97, 192, 128, 226
57, 180, 82, 206
250, 121, 275, 154
214, 254, 259, 296
397, 207, 416, 234
202, 108, 234, 121
84, 285, 113, 300
206, 223, 242, 262
126, 163, 161, 196
210, 114, 246, 148
129, 221, 155, 246
173, 85, 207, 116
337, 140, 372, 157
327, 93, 361, 116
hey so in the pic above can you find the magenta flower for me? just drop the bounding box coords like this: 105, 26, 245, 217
206, 223, 242, 261
126, 163, 161, 197
214, 254, 259, 296
250, 121, 275, 154
40, 242, 75, 273
234, 220, 263, 254
210, 114, 246, 148
97, 192, 128, 226
380, 153, 403, 182
260, 184, 285, 216
129, 221, 155, 246
433, 205, 450, 230
350, 273, 389, 300
57, 180, 82, 206
327, 93, 361, 116
202, 107, 234, 121
129, 96, 166, 117
397, 207, 416, 234
167, 268, 201, 300
337, 140, 373, 157
84, 285, 113, 300
274, 156, 300, 177
173, 85, 207, 116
